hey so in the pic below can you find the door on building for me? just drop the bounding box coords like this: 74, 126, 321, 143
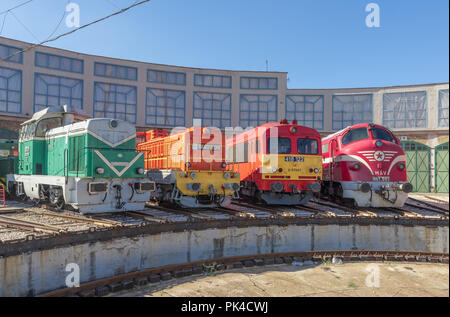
435, 142, 449, 193
401, 141, 430, 193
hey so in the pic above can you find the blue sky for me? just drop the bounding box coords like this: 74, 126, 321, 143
0, 0, 448, 88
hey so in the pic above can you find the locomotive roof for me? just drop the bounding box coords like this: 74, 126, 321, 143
322, 123, 389, 142
45, 118, 136, 147
244, 121, 321, 135
22, 105, 86, 125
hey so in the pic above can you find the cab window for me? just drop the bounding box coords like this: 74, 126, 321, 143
35, 118, 62, 137
372, 127, 397, 144
24, 123, 36, 139
267, 138, 291, 154
298, 139, 318, 154
341, 128, 369, 145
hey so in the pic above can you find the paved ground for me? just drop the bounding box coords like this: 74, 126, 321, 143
112, 262, 449, 297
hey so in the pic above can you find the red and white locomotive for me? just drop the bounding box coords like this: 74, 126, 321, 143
321, 123, 413, 208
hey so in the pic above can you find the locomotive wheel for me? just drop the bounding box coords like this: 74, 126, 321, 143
331, 183, 343, 203
55, 199, 65, 212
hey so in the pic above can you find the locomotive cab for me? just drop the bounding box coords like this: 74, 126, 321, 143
17, 107, 72, 175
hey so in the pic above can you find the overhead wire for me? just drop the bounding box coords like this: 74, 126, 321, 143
9, 10, 40, 42
1, 0, 151, 62
0, 0, 35, 16
44, 1, 69, 41
0, 12, 7, 34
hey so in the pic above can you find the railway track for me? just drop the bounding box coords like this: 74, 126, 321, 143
423, 195, 449, 204
0, 214, 66, 234
0, 196, 447, 244
40, 250, 449, 297
406, 198, 449, 214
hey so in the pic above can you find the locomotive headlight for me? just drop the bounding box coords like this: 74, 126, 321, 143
136, 168, 144, 175
375, 140, 383, 148
96, 167, 105, 174
353, 163, 360, 170
110, 119, 118, 128
224, 172, 230, 179
232, 183, 240, 191
398, 163, 405, 170
180, 172, 186, 178
314, 168, 319, 173
272, 167, 277, 173
221, 162, 227, 168
234, 173, 239, 179
190, 172, 197, 179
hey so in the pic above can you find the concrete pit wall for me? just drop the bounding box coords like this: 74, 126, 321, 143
0, 223, 448, 296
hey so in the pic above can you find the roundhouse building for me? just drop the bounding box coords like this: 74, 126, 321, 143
0, 36, 448, 193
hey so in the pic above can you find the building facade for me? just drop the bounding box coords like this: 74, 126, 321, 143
0, 36, 448, 192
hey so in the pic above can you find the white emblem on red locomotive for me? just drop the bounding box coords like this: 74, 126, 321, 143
359, 150, 397, 162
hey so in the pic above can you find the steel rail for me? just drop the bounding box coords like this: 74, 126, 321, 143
0, 215, 66, 234
406, 199, 449, 214
232, 202, 288, 217
147, 204, 211, 221
209, 206, 255, 218
125, 210, 169, 224
31, 210, 121, 227
423, 195, 449, 204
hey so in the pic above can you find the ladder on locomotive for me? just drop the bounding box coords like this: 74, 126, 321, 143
0, 184, 5, 207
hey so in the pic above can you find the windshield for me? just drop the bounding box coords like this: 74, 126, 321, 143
267, 138, 291, 154
342, 128, 369, 145
36, 118, 62, 137
372, 127, 397, 144
298, 139, 318, 154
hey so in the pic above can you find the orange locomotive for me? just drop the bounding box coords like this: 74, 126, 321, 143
136, 127, 240, 208
226, 120, 322, 205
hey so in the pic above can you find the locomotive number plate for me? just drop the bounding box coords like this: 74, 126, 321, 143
373, 176, 390, 182
284, 156, 304, 162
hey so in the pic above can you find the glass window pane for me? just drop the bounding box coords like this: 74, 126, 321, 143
383, 91, 427, 129
94, 82, 136, 123
333, 94, 372, 130
342, 127, 369, 145
94, 62, 137, 81
146, 88, 185, 127
286, 95, 324, 130
0, 66, 22, 113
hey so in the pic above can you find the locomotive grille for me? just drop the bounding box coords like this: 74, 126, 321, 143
88, 182, 108, 193
135, 182, 155, 191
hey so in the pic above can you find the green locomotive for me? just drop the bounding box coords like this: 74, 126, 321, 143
6, 105, 155, 213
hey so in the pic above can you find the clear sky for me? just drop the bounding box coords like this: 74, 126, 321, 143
0, 0, 448, 89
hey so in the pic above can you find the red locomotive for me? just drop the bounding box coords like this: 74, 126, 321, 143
321, 123, 413, 207
226, 120, 322, 205
136, 127, 240, 208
